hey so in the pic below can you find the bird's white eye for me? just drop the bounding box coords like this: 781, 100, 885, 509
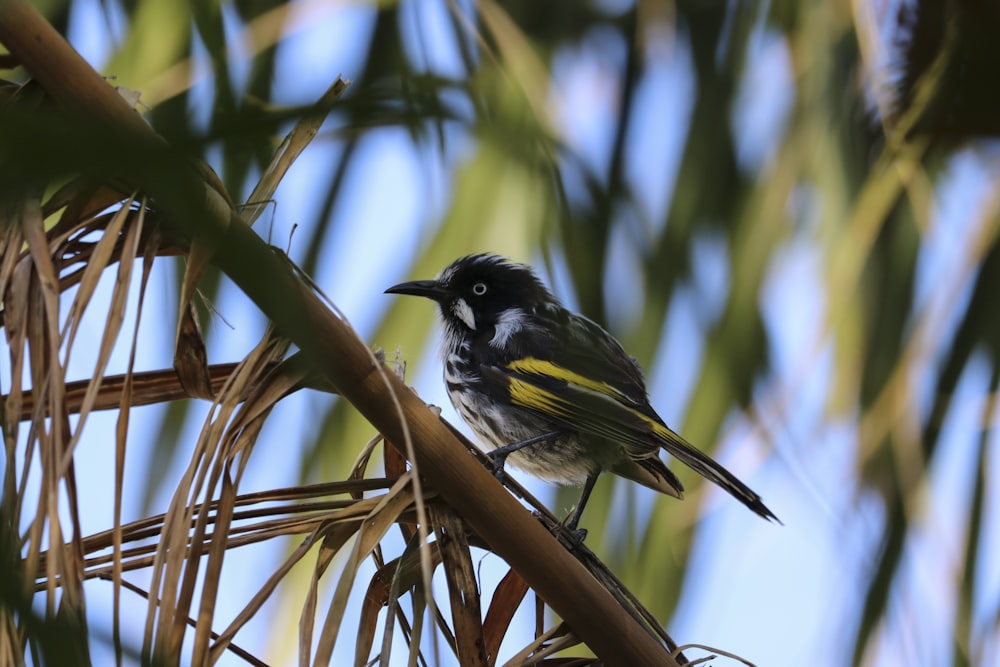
472, 282, 488, 296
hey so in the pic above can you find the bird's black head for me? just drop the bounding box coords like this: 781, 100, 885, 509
385, 253, 553, 332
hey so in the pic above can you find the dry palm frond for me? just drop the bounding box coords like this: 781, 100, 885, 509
0, 4, 711, 666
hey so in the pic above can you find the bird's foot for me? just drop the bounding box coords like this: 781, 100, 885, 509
561, 514, 588, 546
486, 451, 508, 480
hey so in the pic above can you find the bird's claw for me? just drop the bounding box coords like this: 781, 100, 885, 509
487, 452, 508, 480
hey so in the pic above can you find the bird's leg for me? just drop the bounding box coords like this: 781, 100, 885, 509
487, 430, 561, 478
564, 471, 599, 543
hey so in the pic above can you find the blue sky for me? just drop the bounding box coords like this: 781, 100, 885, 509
18, 1, 997, 665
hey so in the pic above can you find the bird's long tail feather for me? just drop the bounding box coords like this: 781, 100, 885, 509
652, 422, 780, 523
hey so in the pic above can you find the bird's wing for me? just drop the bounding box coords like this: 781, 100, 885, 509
488, 308, 693, 460
482, 355, 681, 462
483, 356, 781, 522
540, 310, 652, 408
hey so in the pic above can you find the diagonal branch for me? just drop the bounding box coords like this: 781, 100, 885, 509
0, 3, 679, 665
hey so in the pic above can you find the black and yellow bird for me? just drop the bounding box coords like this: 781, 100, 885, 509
386, 253, 778, 534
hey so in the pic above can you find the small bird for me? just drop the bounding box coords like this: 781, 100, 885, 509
386, 253, 778, 534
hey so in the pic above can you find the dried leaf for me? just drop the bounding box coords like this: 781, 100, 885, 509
313, 475, 416, 664
242, 76, 350, 227
431, 504, 485, 667
483, 569, 529, 667
173, 300, 213, 399
358, 538, 442, 667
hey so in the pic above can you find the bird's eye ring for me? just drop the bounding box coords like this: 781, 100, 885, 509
472, 282, 488, 296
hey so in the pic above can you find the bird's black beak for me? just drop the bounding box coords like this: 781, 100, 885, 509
384, 279, 450, 302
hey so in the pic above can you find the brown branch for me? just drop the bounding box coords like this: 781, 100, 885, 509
4, 355, 334, 421
9, 363, 241, 420
0, 3, 678, 665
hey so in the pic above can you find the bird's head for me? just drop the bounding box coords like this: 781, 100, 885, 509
385, 253, 553, 333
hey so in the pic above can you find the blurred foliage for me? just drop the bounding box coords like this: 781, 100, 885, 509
4, 0, 1000, 664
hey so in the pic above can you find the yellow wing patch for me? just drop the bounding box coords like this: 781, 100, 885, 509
506, 378, 570, 417
505, 356, 695, 454
506, 356, 629, 402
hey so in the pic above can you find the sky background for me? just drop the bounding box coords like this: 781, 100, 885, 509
9, 0, 999, 665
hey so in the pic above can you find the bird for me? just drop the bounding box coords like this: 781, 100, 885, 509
385, 253, 779, 535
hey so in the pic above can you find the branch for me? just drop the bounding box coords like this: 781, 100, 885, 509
0, 3, 678, 665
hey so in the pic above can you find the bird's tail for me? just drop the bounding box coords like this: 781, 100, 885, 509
652, 422, 781, 523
